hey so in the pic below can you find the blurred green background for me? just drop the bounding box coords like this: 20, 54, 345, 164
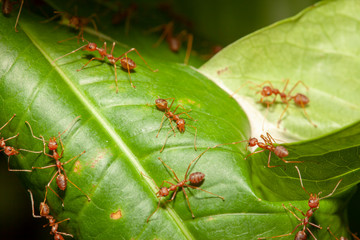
3, 0, 359, 239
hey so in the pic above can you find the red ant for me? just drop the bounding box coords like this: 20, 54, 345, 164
0, 114, 42, 172
28, 189, 73, 240
327, 226, 359, 240
2, 0, 24, 32
258, 167, 342, 239
52, 40, 158, 93
111, 3, 137, 36
153, 98, 197, 152
231, 79, 317, 128
212, 132, 302, 168
42, 10, 98, 43
142, 147, 224, 222
295, 166, 342, 212
26, 117, 91, 206
148, 21, 193, 64
258, 203, 322, 240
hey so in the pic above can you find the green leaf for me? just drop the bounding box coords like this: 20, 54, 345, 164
200, 0, 360, 140
1, 0, 359, 239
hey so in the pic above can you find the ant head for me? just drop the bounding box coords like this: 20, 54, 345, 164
157, 187, 169, 197
176, 119, 185, 132
274, 145, 288, 158
308, 193, 320, 209
293, 93, 309, 106
155, 98, 168, 111
84, 43, 98, 51
4, 146, 18, 156
261, 86, 272, 96
48, 137, 58, 151
248, 138, 258, 147
40, 202, 50, 216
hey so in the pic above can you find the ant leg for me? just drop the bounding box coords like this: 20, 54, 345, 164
18, 148, 42, 154
57, 231, 74, 238
288, 203, 306, 217
211, 140, 248, 149
158, 157, 180, 181
319, 179, 342, 200
0, 114, 16, 131
299, 102, 318, 128
14, 0, 24, 32
159, 128, 175, 153
150, 22, 172, 48
58, 35, 81, 44
7, 155, 32, 172
77, 56, 105, 72
117, 48, 158, 72
281, 79, 290, 93
156, 113, 167, 138
295, 166, 311, 196
244, 149, 266, 160
181, 187, 195, 218
279, 157, 303, 165
184, 33, 193, 65
141, 172, 160, 190
268, 151, 284, 168
59, 116, 81, 137
66, 177, 91, 201
124, 54, 136, 89
45, 185, 65, 207
147, 199, 162, 222
186, 124, 197, 151
306, 227, 318, 240
62, 151, 86, 165
52, 44, 89, 63
25, 121, 43, 141
287, 80, 309, 96
32, 164, 57, 170
27, 189, 42, 218
230, 80, 262, 98
4, 133, 19, 142
277, 102, 290, 128
185, 184, 225, 200
184, 147, 211, 179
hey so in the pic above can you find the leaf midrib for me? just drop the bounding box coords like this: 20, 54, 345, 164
20, 17, 195, 240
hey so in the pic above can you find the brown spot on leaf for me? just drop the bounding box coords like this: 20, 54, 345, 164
207, 216, 214, 221
73, 161, 82, 173
110, 209, 122, 220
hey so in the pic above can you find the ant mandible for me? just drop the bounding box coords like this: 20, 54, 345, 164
142, 147, 224, 222
257, 203, 322, 240
26, 117, 91, 206
153, 98, 197, 152
1, 114, 42, 172
2, 0, 24, 32
327, 226, 359, 240
295, 166, 342, 212
28, 189, 74, 240
149, 21, 193, 64
212, 132, 302, 168
231, 79, 317, 128
52, 40, 158, 93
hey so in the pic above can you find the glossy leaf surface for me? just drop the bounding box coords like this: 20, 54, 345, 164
0, 0, 359, 239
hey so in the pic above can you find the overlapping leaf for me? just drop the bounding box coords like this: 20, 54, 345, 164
0, 0, 359, 239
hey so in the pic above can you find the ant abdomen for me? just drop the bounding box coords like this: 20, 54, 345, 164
40, 202, 50, 216
155, 99, 168, 111
274, 145, 288, 158
120, 57, 136, 70
168, 38, 180, 52
56, 174, 67, 191
293, 93, 310, 106
189, 172, 205, 184
295, 230, 307, 240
